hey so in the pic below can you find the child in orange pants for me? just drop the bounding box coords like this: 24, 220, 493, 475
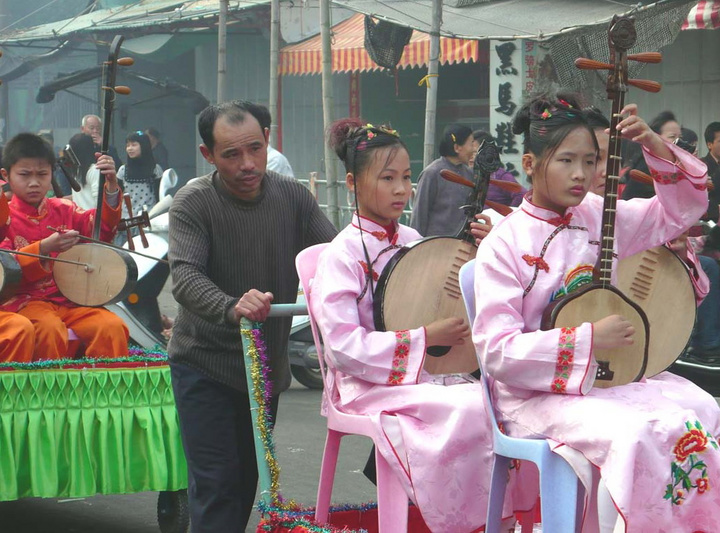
0, 133, 128, 359
0, 311, 34, 362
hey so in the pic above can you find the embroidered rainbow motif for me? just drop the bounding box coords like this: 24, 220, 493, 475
551, 264, 594, 301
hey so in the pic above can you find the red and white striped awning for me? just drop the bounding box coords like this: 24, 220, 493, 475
683, 0, 720, 30
279, 13, 484, 76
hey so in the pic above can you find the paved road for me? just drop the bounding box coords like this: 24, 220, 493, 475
0, 382, 376, 533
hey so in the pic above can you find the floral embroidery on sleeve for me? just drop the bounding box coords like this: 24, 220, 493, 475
551, 327, 576, 394
665, 420, 718, 505
387, 330, 411, 385
650, 168, 708, 191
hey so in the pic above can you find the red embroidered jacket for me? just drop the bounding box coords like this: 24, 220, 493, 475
0, 189, 121, 311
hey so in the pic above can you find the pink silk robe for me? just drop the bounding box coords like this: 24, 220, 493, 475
473, 141, 720, 532
0, 193, 121, 311
313, 214, 537, 533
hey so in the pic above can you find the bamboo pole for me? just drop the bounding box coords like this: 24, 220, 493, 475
422, 0, 442, 167
217, 0, 228, 104
320, 0, 339, 227
269, 0, 280, 147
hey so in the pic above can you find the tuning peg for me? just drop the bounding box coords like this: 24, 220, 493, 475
489, 178, 523, 193
574, 58, 612, 71
102, 85, 131, 95
118, 57, 134, 67
627, 79, 661, 93
485, 200, 513, 217
440, 169, 474, 188
627, 52, 662, 64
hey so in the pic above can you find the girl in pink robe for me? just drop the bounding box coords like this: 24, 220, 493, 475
312, 119, 537, 532
472, 93, 720, 532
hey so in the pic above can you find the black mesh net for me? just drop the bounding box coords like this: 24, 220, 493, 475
364, 15, 413, 70
542, 1, 696, 108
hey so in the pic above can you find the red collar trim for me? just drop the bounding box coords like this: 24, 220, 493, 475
521, 195, 572, 226
351, 214, 399, 243
10, 195, 48, 220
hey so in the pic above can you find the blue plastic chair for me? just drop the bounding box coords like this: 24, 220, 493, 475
459, 259, 585, 533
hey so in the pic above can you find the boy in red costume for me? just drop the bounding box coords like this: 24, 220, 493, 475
0, 133, 128, 359
0, 189, 35, 362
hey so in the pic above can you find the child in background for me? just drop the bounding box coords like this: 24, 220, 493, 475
473, 92, 720, 531
0, 133, 129, 360
118, 130, 162, 216
312, 119, 536, 532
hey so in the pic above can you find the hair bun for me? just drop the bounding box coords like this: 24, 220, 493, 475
512, 106, 532, 136
327, 118, 365, 163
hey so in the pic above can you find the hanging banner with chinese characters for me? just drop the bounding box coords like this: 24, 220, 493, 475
349, 72, 361, 118
489, 39, 524, 186
523, 40, 540, 101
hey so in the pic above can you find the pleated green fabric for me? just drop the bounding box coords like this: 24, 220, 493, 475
0, 366, 187, 501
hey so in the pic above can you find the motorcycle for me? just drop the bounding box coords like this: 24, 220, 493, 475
288, 293, 323, 390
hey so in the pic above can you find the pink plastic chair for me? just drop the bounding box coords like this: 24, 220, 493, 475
295, 244, 410, 532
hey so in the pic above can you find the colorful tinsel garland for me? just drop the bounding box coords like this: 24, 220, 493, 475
0, 345, 168, 371
240, 322, 371, 533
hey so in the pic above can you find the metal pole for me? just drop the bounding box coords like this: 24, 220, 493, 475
217, 0, 228, 104
422, 0, 442, 167
269, 0, 280, 147
320, 0, 339, 227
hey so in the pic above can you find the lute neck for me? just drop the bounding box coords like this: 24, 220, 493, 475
597, 89, 626, 287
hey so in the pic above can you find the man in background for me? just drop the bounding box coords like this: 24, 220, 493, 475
81, 114, 123, 169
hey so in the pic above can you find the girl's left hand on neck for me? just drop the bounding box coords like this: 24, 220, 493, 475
614, 103, 676, 163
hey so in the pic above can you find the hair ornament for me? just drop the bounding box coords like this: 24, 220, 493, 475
451, 133, 457, 143
377, 125, 399, 137
540, 109, 553, 120
558, 98, 573, 109
367, 131, 376, 140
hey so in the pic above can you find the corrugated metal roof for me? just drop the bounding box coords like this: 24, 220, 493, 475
331, 0, 697, 41
0, 0, 269, 44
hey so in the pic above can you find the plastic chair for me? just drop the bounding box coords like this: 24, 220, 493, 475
295, 244, 410, 532
459, 259, 584, 533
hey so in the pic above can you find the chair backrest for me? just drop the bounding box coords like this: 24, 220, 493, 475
458, 259, 501, 432
296, 243, 332, 388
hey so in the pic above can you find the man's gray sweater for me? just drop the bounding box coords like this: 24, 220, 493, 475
167, 171, 337, 393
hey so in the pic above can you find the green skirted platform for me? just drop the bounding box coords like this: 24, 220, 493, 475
0, 362, 187, 501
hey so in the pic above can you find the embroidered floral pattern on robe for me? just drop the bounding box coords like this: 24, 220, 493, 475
551, 264, 594, 301
551, 327, 576, 394
650, 168, 709, 191
665, 421, 718, 505
388, 330, 411, 385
